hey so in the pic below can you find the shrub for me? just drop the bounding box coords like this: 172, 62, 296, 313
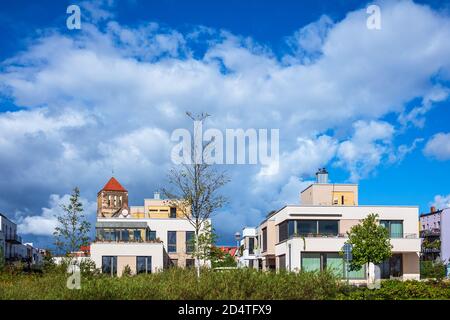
420, 260, 446, 281
338, 280, 450, 300
0, 268, 342, 300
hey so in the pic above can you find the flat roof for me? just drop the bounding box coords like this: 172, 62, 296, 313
300, 183, 358, 194
260, 204, 420, 224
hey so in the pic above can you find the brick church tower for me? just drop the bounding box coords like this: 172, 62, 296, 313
97, 177, 129, 218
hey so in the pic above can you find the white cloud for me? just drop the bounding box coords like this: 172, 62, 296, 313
335, 120, 395, 181
1, 0, 450, 242
424, 132, 450, 161
17, 194, 96, 236
430, 194, 450, 210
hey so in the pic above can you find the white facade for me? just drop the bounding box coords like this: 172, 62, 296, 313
90, 216, 210, 275
273, 205, 421, 281
238, 227, 259, 269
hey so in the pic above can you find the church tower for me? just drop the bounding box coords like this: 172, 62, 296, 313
97, 177, 129, 218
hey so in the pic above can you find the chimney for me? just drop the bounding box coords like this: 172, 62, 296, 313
316, 168, 329, 184
154, 191, 160, 200
430, 206, 436, 213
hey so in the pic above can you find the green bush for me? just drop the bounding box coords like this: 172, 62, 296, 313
1, 268, 449, 300
0, 268, 342, 300
338, 280, 450, 300
420, 260, 446, 281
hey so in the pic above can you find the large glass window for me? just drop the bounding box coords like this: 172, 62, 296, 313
298, 221, 317, 236
136, 256, 152, 274
278, 255, 286, 271
301, 252, 366, 279
378, 254, 403, 279
168, 231, 177, 253
318, 220, 338, 236
134, 230, 142, 241
297, 220, 339, 236
249, 237, 255, 255
380, 220, 403, 238
325, 253, 344, 277
262, 228, 267, 252
147, 230, 156, 241
301, 253, 321, 272
122, 229, 129, 241
102, 256, 117, 276
186, 231, 195, 253
278, 221, 288, 242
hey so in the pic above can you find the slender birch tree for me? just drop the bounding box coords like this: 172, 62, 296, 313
163, 112, 229, 277
53, 187, 91, 255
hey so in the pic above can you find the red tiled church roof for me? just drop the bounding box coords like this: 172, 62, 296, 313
101, 177, 127, 192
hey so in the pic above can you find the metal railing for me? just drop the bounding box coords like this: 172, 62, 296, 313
288, 233, 418, 239
5, 234, 22, 243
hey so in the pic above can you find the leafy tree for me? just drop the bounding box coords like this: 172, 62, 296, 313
163, 112, 229, 277
345, 213, 392, 282
53, 187, 91, 255
213, 253, 237, 268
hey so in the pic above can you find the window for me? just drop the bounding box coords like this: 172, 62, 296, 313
380, 220, 403, 238
378, 254, 402, 279
134, 230, 142, 241
249, 237, 255, 255
102, 256, 117, 276
278, 221, 288, 242
249, 260, 254, 268
170, 207, 177, 218
121, 229, 129, 242
186, 231, 195, 253
318, 220, 338, 235
168, 231, 177, 253
147, 230, 156, 241
136, 256, 152, 274
186, 259, 195, 268
278, 255, 286, 271
301, 252, 365, 279
301, 253, 321, 272
298, 220, 317, 236
297, 220, 339, 236
262, 228, 267, 252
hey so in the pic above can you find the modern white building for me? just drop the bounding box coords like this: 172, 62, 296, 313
237, 227, 259, 269
90, 177, 209, 276
253, 169, 421, 282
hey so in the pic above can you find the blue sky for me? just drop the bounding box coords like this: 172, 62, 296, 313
1, 0, 450, 248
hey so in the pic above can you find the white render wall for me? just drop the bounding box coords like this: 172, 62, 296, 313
272, 205, 419, 236
90, 242, 165, 273
272, 205, 420, 280
441, 208, 450, 264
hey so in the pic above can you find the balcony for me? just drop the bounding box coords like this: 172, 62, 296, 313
5, 234, 22, 244
284, 233, 420, 253
420, 228, 440, 237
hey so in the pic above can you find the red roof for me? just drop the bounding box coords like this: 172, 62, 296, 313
101, 177, 127, 192
217, 246, 238, 257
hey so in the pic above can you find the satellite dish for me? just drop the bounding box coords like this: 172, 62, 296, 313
121, 209, 129, 218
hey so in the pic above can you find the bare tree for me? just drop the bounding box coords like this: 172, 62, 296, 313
163, 112, 229, 277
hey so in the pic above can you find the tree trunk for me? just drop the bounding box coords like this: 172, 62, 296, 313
195, 230, 200, 278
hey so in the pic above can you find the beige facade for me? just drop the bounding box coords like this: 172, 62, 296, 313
300, 183, 358, 206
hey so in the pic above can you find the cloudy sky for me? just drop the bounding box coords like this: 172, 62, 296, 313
1, 0, 450, 248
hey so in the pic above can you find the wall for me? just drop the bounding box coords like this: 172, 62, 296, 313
300, 184, 358, 206
90, 242, 165, 275
441, 209, 450, 263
